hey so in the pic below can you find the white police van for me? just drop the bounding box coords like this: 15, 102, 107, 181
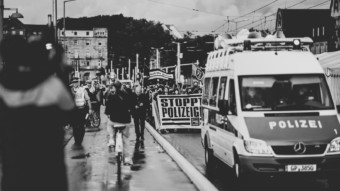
201, 33, 340, 187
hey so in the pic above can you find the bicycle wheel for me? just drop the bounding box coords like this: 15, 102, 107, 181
117, 152, 122, 181
90, 111, 101, 128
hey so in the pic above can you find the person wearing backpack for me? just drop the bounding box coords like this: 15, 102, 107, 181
70, 79, 93, 149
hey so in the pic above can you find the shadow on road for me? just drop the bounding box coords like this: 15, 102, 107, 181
205, 159, 331, 191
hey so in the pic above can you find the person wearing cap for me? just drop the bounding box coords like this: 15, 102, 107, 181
0, 35, 73, 191
105, 80, 133, 165
70, 77, 93, 148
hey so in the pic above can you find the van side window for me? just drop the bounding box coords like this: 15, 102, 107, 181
203, 78, 211, 105
209, 77, 219, 106
229, 79, 237, 115
219, 77, 228, 100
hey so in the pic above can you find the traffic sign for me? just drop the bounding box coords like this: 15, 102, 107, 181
195, 68, 204, 81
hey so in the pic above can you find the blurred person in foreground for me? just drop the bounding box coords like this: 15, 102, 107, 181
132, 86, 149, 141
0, 36, 74, 191
105, 81, 133, 165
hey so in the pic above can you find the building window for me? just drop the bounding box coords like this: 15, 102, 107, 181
33, 32, 37, 35
74, 50, 78, 58
87, 61, 90, 66
98, 42, 102, 46
74, 40, 78, 45
317, 27, 320, 37
312, 28, 315, 37
12, 31, 16, 35
98, 50, 102, 57
86, 32, 89, 36
322, 26, 325, 36
86, 51, 91, 58
74, 32, 77, 35
19, 31, 24, 35
86, 40, 90, 45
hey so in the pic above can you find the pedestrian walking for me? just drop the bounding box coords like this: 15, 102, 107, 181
132, 86, 149, 141
0, 36, 74, 191
105, 80, 133, 165
70, 78, 93, 149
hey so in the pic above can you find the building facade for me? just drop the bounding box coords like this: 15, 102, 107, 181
276, 9, 334, 54
331, 0, 340, 50
59, 28, 108, 82
3, 18, 49, 39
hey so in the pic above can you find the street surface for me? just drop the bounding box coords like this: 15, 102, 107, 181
162, 130, 332, 191
65, 109, 197, 191
0, 108, 197, 191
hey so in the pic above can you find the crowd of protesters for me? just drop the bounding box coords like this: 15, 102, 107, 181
144, 81, 202, 100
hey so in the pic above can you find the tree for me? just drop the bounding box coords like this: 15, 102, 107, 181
58, 14, 173, 71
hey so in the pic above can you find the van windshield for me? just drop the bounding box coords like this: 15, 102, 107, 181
239, 75, 334, 111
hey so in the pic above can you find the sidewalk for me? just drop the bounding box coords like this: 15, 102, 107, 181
65, 107, 197, 191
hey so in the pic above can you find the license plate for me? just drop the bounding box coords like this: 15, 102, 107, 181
286, 164, 316, 172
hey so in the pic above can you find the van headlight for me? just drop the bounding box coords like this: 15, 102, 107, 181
328, 137, 340, 153
244, 139, 272, 155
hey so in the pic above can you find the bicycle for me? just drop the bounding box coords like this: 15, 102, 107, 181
108, 126, 125, 182
85, 103, 101, 129
85, 110, 101, 128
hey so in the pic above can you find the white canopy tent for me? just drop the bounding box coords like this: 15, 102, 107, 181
317, 50, 340, 106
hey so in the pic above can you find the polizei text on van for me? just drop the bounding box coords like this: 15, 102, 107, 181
269, 120, 323, 130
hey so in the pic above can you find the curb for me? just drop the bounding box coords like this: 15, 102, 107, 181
145, 122, 219, 191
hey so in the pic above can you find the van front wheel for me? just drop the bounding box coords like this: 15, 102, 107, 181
233, 155, 247, 185
205, 144, 216, 173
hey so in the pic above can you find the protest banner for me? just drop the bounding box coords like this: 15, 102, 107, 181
154, 94, 202, 130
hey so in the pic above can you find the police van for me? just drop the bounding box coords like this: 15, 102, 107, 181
201, 33, 340, 187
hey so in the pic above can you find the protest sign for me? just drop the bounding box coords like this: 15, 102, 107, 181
155, 94, 202, 129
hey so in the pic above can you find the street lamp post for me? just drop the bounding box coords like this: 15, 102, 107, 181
0, 0, 5, 69
176, 42, 181, 84
53, 0, 58, 43
63, 0, 76, 44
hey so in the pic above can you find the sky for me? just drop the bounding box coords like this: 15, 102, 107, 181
5, 0, 331, 35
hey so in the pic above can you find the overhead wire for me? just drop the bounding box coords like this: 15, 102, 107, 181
228, 0, 326, 33
307, 0, 331, 9
211, 0, 279, 32
146, 0, 238, 18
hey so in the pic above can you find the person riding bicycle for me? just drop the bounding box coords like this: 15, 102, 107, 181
105, 80, 133, 165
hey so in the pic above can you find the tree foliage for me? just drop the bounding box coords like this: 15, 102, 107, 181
58, 15, 215, 70
58, 14, 173, 68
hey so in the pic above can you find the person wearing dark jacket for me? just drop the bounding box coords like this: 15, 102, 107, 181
131, 86, 149, 141
105, 81, 133, 165
0, 36, 73, 191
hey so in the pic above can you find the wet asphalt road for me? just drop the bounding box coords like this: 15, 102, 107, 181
162, 130, 333, 191
65, 110, 197, 191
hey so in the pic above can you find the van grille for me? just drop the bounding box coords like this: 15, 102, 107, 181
271, 144, 327, 155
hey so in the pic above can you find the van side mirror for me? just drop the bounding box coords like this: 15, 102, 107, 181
337, 105, 340, 114
218, 100, 229, 115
